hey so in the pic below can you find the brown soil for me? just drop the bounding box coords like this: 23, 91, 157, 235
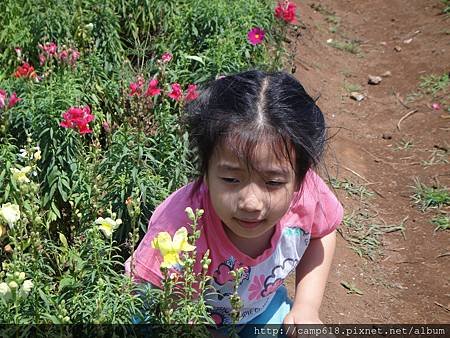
286, 0, 450, 323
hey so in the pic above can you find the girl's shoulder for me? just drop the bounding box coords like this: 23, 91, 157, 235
149, 180, 205, 234
284, 170, 343, 238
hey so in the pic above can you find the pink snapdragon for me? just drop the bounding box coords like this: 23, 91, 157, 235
274, 1, 298, 24
168, 83, 183, 101
7, 92, 22, 108
144, 79, 162, 97
161, 52, 173, 63
247, 27, 265, 45
0, 90, 7, 108
60, 105, 94, 134
129, 77, 145, 96
185, 84, 199, 101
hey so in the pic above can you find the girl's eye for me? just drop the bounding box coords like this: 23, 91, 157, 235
221, 177, 240, 184
266, 181, 285, 187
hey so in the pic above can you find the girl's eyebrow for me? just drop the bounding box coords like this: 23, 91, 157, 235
217, 162, 290, 177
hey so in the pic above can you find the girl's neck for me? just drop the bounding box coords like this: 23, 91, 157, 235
223, 224, 275, 259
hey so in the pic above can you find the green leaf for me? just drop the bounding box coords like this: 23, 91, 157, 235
59, 232, 68, 249
184, 54, 205, 66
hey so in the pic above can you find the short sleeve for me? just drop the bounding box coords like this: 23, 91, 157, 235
302, 170, 344, 239
125, 182, 201, 287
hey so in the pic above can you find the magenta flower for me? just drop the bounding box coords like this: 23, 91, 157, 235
39, 54, 46, 66
161, 52, 173, 63
69, 49, 80, 65
275, 1, 298, 24
59, 50, 69, 62
8, 92, 22, 108
247, 27, 265, 45
60, 105, 94, 134
129, 77, 145, 96
0, 89, 6, 109
185, 84, 199, 102
144, 79, 162, 97
168, 83, 183, 101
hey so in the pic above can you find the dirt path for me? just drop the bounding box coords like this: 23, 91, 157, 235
286, 0, 450, 323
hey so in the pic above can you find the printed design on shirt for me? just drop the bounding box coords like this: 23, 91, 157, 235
207, 226, 311, 325
261, 258, 298, 297
213, 256, 250, 286
248, 274, 265, 301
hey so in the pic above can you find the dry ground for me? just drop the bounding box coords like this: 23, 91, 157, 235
286, 0, 450, 323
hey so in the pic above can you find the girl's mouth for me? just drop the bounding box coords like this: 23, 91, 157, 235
235, 218, 264, 229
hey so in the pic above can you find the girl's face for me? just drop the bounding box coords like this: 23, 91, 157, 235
206, 141, 297, 239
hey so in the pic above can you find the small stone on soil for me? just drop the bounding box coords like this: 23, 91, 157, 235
394, 46, 402, 52
350, 92, 365, 101
403, 38, 413, 44
368, 75, 383, 85
381, 71, 392, 77
382, 133, 392, 139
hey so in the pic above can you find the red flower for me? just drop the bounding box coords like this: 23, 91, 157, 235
14, 63, 36, 79
60, 105, 94, 134
7, 92, 22, 108
161, 52, 173, 63
144, 79, 162, 97
185, 84, 199, 101
274, 1, 297, 24
247, 27, 265, 45
167, 83, 183, 101
129, 77, 145, 96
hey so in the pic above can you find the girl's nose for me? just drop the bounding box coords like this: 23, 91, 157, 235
237, 184, 264, 213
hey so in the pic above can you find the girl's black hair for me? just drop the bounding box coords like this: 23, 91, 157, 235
183, 70, 326, 190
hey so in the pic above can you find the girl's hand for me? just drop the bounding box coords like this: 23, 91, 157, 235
283, 309, 324, 338
283, 308, 322, 325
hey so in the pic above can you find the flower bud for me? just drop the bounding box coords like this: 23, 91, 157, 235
8, 281, 18, 289
185, 207, 195, 221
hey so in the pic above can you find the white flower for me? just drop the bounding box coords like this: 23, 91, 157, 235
95, 217, 122, 238
0, 282, 11, 302
8, 281, 18, 289
0, 203, 21, 228
20, 279, 33, 296
34, 149, 41, 161
10, 166, 32, 184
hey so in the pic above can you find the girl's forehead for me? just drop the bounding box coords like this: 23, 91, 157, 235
211, 139, 295, 173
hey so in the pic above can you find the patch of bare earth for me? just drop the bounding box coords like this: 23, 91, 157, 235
286, 0, 450, 323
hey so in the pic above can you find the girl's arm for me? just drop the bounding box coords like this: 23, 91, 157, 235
284, 229, 337, 324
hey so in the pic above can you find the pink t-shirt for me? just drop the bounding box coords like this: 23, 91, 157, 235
126, 170, 343, 325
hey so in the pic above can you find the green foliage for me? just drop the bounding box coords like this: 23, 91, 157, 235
411, 178, 450, 211
418, 73, 449, 96
0, 0, 288, 324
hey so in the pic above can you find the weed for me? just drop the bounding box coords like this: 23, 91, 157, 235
411, 178, 450, 211
340, 281, 363, 295
419, 73, 450, 96
394, 138, 414, 151
340, 211, 405, 260
421, 148, 449, 167
328, 39, 361, 55
432, 214, 450, 231
329, 177, 373, 200
442, 0, 450, 14
344, 82, 362, 93
404, 91, 423, 104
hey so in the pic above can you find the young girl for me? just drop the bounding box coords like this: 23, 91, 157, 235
126, 70, 343, 327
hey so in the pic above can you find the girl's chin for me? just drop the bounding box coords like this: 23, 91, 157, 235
227, 220, 274, 239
